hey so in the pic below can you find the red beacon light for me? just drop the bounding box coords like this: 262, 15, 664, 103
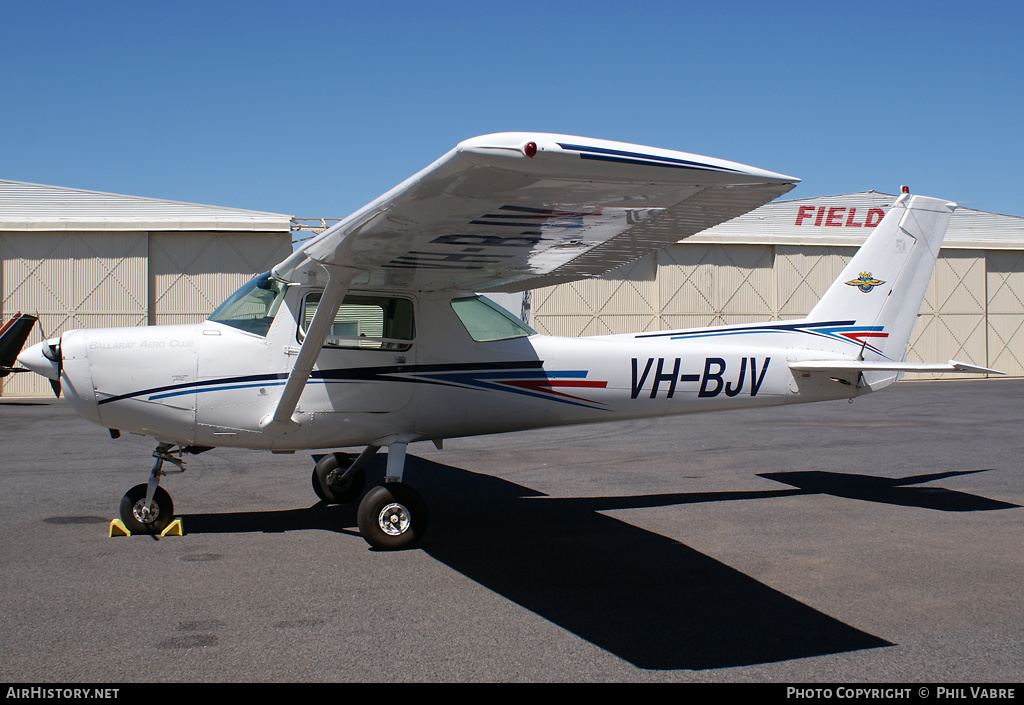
524, 141, 538, 158
901, 185, 910, 194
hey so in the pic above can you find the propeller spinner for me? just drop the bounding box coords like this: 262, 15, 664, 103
17, 337, 63, 397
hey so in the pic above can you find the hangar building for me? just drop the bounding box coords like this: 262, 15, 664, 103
0, 180, 293, 397
4, 185, 1021, 397
529, 191, 1024, 379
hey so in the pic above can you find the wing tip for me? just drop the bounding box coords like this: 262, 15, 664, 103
459, 132, 799, 185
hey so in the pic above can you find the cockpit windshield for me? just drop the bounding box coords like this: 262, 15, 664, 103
207, 272, 287, 337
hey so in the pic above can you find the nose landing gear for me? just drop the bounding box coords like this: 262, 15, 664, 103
117, 443, 185, 535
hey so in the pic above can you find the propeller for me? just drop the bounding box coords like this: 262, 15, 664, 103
42, 340, 61, 397
35, 318, 62, 398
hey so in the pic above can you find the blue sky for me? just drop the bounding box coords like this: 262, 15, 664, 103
3, 1, 1022, 220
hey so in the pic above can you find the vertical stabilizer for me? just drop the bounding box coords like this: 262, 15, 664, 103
806, 192, 955, 363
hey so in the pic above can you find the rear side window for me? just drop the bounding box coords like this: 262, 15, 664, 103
450, 296, 536, 342
301, 292, 414, 351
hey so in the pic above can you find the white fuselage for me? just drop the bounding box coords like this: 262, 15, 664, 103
50, 285, 863, 452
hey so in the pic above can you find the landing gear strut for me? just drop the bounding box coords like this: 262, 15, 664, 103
359, 442, 427, 550
118, 442, 184, 534
311, 447, 375, 504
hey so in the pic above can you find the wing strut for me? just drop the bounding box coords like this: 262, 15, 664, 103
260, 265, 357, 432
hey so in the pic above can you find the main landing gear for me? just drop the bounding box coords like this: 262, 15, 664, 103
313, 442, 427, 551
117, 441, 427, 549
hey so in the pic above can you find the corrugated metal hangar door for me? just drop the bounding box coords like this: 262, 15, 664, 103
906, 250, 988, 377
532, 244, 827, 334
149, 232, 292, 326
2, 231, 148, 330
986, 250, 1024, 376
2, 232, 292, 396
1, 232, 148, 396
530, 255, 658, 336
656, 244, 775, 329
531, 244, 853, 335
532, 244, 1022, 379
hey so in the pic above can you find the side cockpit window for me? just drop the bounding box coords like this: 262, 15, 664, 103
300, 292, 414, 351
207, 272, 286, 337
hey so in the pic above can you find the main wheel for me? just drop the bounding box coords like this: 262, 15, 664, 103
119, 484, 174, 535
312, 452, 365, 504
357, 483, 427, 551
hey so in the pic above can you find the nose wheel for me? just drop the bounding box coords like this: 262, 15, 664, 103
119, 484, 174, 534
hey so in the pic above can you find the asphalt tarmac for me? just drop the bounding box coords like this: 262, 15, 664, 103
0, 379, 1021, 683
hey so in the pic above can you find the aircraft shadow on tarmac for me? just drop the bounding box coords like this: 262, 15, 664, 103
758, 469, 1020, 511
182, 456, 1015, 670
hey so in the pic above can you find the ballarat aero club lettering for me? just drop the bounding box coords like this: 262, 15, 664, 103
88, 340, 194, 350
795, 205, 885, 228
631, 357, 771, 399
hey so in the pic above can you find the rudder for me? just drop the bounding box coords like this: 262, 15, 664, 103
806, 192, 956, 362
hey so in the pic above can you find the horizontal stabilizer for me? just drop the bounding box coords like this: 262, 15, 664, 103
789, 359, 1004, 376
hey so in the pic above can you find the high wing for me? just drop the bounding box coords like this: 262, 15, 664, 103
273, 133, 798, 293
262, 133, 797, 430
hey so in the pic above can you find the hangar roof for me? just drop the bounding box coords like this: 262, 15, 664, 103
690, 191, 1024, 250
0, 180, 292, 232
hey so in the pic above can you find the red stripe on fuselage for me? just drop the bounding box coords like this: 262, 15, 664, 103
499, 379, 608, 402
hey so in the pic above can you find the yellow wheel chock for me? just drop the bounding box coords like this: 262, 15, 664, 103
108, 518, 184, 537
161, 519, 184, 536
109, 519, 131, 537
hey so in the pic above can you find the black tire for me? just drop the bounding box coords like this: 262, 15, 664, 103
356, 483, 427, 551
312, 452, 365, 504
119, 484, 174, 535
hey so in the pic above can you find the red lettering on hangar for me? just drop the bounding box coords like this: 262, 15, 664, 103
794, 205, 885, 228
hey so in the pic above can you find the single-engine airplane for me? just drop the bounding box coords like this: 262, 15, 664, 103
17, 133, 1001, 549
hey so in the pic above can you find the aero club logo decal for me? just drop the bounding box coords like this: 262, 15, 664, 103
846, 272, 885, 293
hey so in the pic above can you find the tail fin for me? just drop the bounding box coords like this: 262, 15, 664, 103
0, 312, 38, 376
806, 192, 956, 362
